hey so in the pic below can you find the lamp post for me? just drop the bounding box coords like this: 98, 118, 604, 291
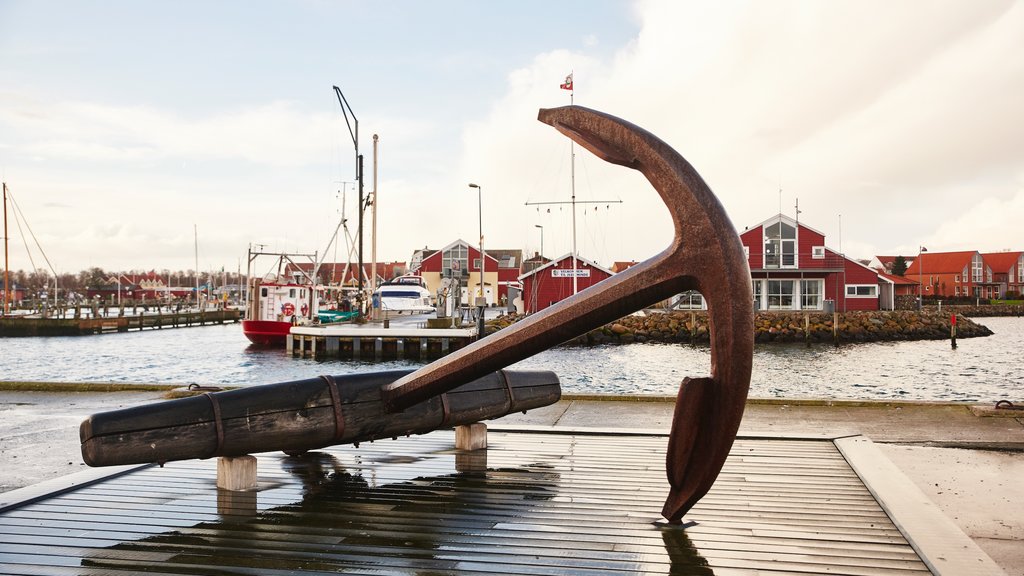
468, 183, 485, 337
534, 224, 544, 260
918, 246, 927, 309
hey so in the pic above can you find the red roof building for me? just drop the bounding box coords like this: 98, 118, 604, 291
904, 251, 1000, 299
980, 251, 1024, 298
611, 260, 640, 273
740, 214, 882, 311
518, 253, 613, 314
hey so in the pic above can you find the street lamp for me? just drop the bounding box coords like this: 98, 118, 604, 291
468, 183, 485, 337
534, 224, 544, 260
918, 246, 928, 309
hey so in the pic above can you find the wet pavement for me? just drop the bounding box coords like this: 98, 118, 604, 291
1, 385, 1022, 574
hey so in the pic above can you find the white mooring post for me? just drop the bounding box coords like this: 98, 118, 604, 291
217, 455, 257, 491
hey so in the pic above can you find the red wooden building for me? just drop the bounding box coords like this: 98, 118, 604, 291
518, 253, 613, 314
740, 214, 881, 311
413, 240, 507, 306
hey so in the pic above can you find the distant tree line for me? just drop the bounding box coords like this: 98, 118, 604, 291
4, 267, 244, 301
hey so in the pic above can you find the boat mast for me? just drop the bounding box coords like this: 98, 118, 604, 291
194, 224, 199, 308
524, 74, 621, 295
371, 133, 379, 319
3, 182, 8, 316
570, 89, 578, 295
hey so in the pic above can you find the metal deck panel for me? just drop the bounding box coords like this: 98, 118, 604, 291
0, 431, 988, 575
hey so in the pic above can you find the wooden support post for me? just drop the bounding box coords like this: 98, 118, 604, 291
455, 423, 487, 451
217, 455, 257, 491
396, 338, 405, 359
327, 336, 339, 356
353, 337, 361, 360
375, 337, 383, 361
804, 312, 810, 347
951, 313, 957, 349
442, 337, 450, 354
833, 311, 839, 347
286, 333, 294, 355
420, 337, 428, 358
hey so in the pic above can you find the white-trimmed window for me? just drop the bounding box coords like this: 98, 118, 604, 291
954, 274, 960, 283
1018, 255, 1024, 283
764, 221, 797, 268
812, 246, 825, 259
800, 279, 823, 309
752, 280, 763, 309
846, 284, 878, 298
955, 286, 961, 296
972, 254, 983, 282
743, 245, 750, 259
767, 279, 795, 309
443, 245, 469, 273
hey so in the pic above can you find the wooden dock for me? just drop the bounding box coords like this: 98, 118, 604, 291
288, 324, 478, 360
0, 429, 999, 575
0, 309, 241, 336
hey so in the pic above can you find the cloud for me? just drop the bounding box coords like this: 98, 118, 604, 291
0, 96, 336, 167
456, 0, 1024, 265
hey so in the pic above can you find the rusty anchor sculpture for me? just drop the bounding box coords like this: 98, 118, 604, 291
382, 105, 754, 523
80, 105, 752, 525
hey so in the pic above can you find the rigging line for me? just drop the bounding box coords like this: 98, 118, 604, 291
7, 189, 38, 272
8, 188, 51, 275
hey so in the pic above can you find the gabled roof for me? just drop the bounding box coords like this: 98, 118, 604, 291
420, 239, 499, 266
905, 251, 977, 276
743, 213, 826, 238
980, 251, 1023, 274
517, 253, 613, 281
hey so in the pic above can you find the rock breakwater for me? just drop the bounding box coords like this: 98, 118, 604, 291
487, 310, 992, 345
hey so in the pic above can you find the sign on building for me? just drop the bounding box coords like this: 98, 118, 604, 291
551, 269, 591, 278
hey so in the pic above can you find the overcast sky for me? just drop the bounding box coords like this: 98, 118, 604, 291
1, 0, 1021, 275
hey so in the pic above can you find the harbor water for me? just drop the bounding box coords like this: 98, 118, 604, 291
1, 317, 1021, 402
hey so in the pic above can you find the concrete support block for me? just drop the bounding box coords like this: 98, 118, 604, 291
455, 423, 487, 451
217, 455, 257, 491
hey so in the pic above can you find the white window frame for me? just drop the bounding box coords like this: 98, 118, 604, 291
811, 246, 825, 259
767, 279, 795, 310
972, 254, 983, 282
799, 279, 824, 310
954, 274, 960, 283
845, 284, 878, 298
743, 246, 750, 259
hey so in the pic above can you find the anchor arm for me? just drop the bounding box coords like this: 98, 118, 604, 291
381, 105, 753, 522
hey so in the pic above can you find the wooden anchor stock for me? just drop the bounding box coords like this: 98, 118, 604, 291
80, 369, 559, 467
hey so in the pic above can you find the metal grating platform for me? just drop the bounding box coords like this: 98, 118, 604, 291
0, 430, 982, 575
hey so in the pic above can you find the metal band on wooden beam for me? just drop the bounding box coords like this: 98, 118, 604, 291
320, 375, 346, 442
498, 369, 516, 412
203, 392, 225, 459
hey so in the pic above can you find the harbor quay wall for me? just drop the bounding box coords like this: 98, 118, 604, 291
487, 309, 995, 345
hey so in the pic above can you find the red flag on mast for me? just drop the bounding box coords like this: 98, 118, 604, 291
560, 73, 573, 91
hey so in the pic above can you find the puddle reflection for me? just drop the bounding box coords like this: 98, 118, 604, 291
80, 447, 712, 573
